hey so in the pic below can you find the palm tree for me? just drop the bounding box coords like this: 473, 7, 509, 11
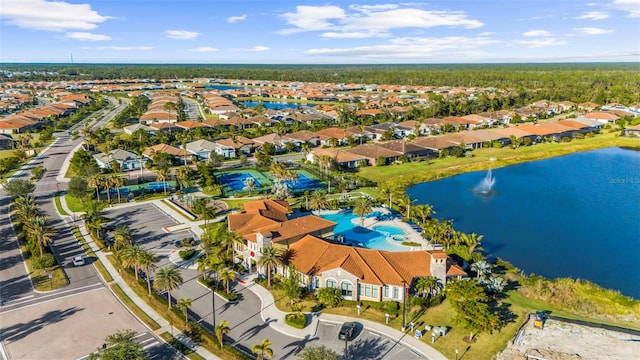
352, 196, 373, 226
177, 298, 193, 328
308, 190, 328, 212
258, 246, 282, 288
138, 250, 157, 297
413, 204, 435, 224
81, 201, 107, 238
252, 338, 273, 360
25, 216, 54, 257
218, 267, 236, 295
461, 232, 484, 254
471, 260, 492, 279
119, 244, 143, 281
218, 230, 244, 263
153, 266, 183, 310
415, 276, 440, 297
113, 225, 133, 252
13, 195, 39, 225
110, 176, 125, 203
87, 174, 102, 200
214, 320, 231, 349
175, 166, 194, 189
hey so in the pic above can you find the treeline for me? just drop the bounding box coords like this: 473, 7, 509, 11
2, 63, 639, 104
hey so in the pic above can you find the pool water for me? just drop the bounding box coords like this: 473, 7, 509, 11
218, 172, 262, 191
320, 212, 408, 251
285, 173, 322, 191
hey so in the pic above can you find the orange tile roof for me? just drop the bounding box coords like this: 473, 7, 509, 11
289, 235, 466, 287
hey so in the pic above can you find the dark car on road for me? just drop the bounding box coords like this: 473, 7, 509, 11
338, 322, 356, 341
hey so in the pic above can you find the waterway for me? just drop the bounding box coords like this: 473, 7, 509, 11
241, 101, 312, 110
407, 147, 640, 299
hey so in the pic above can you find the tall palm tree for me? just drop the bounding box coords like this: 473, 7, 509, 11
119, 244, 143, 281
413, 204, 435, 224
258, 246, 282, 288
461, 232, 484, 254
218, 267, 236, 295
252, 338, 273, 360
153, 266, 183, 309
113, 225, 133, 252
352, 196, 373, 226
138, 250, 157, 297
13, 195, 39, 225
87, 174, 102, 200
215, 320, 231, 349
81, 201, 107, 238
25, 216, 54, 258
308, 190, 328, 212
218, 230, 244, 263
110, 176, 125, 203
175, 166, 194, 189
177, 298, 193, 328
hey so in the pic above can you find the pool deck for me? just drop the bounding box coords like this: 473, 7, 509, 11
317, 207, 442, 251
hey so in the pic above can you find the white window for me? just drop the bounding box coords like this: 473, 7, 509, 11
341, 281, 353, 297
326, 279, 337, 288
393, 286, 399, 299
384, 285, 389, 298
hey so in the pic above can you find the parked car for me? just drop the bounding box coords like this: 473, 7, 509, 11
338, 322, 356, 341
72, 256, 85, 266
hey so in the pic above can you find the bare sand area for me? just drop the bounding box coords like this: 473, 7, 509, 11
496, 318, 640, 360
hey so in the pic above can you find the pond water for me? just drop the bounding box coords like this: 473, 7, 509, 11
241, 101, 312, 110
407, 147, 640, 299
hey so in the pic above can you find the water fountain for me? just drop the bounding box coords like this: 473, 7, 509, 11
474, 169, 496, 195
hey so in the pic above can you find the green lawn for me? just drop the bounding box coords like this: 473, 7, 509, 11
54, 192, 69, 216
64, 194, 88, 212
358, 131, 640, 185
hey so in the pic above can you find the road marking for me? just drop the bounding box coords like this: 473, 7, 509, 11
0, 337, 9, 360
0, 285, 104, 314
1, 294, 34, 305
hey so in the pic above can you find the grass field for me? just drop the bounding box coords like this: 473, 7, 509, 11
358, 131, 640, 185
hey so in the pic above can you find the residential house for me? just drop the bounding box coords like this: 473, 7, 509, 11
623, 124, 640, 137
377, 140, 433, 159
185, 139, 235, 160
584, 111, 618, 124
93, 149, 142, 171
143, 143, 189, 164
287, 235, 467, 302
214, 136, 257, 155
344, 143, 402, 165
176, 120, 209, 130
148, 122, 183, 134
410, 136, 459, 156
314, 127, 356, 146
307, 147, 368, 169
123, 123, 155, 135
515, 124, 562, 142
0, 133, 13, 150
139, 111, 178, 124
228, 199, 336, 272
285, 130, 321, 147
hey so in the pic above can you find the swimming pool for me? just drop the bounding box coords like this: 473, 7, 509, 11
218, 172, 262, 191
320, 211, 408, 251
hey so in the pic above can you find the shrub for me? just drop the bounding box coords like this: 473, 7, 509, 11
401, 241, 421, 247
32, 253, 56, 270
379, 301, 400, 316
285, 312, 307, 329
178, 248, 196, 260
218, 291, 238, 301
180, 237, 196, 247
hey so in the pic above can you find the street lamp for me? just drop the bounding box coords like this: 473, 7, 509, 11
402, 280, 407, 331
211, 282, 217, 330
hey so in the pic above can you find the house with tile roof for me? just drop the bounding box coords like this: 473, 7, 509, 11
93, 149, 142, 171
143, 143, 189, 164
228, 199, 337, 272
185, 139, 235, 159
287, 235, 467, 302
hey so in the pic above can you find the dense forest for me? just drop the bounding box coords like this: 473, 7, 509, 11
2, 63, 639, 104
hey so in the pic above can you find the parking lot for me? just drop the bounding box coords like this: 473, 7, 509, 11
103, 203, 196, 258
316, 321, 424, 359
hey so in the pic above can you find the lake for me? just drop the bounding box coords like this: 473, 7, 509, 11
407, 147, 640, 299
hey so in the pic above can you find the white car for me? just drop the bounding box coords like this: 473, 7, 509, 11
72, 256, 85, 266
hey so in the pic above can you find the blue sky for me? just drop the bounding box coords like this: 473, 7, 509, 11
1, 0, 639, 64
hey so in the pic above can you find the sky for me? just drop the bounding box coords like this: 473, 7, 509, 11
1, 0, 639, 64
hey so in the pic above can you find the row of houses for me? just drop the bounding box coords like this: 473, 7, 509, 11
307, 118, 608, 168
228, 199, 466, 302
0, 94, 92, 134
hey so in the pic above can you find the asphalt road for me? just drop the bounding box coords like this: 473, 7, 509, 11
0, 98, 178, 360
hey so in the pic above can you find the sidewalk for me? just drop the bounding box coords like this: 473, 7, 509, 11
56, 196, 220, 360
237, 273, 448, 360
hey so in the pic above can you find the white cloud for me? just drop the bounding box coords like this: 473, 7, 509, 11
305, 36, 499, 58
279, 5, 483, 37
574, 27, 615, 34
574, 11, 610, 20
511, 38, 567, 48
165, 30, 199, 40
65, 32, 110, 41
0, 0, 110, 31
523, 30, 552, 37
279, 5, 346, 34
610, 0, 640, 17
478, 32, 496, 36
227, 14, 247, 23
188, 47, 218, 52
88, 46, 153, 51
